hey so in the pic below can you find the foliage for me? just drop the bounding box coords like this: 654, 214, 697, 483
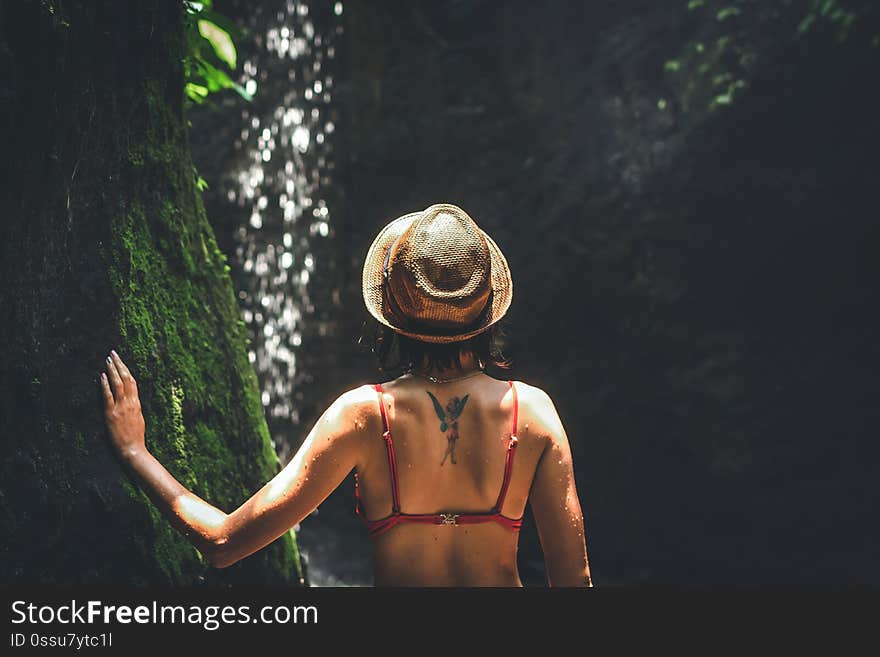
664, 0, 879, 117
182, 0, 251, 106
796, 0, 859, 41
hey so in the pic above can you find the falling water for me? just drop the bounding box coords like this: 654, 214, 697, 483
227, 0, 343, 457
222, 1, 365, 586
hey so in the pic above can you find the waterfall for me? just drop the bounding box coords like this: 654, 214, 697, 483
226, 0, 344, 460
220, 1, 365, 586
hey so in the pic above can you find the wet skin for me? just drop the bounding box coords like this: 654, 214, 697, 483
100, 350, 591, 586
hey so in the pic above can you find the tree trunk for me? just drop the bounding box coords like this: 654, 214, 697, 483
0, 0, 302, 585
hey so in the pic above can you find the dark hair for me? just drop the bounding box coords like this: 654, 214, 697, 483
360, 319, 510, 375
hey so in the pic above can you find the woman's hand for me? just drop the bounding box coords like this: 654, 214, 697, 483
95, 346, 368, 569
99, 350, 146, 461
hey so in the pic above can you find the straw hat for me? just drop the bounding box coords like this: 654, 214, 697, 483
362, 203, 513, 344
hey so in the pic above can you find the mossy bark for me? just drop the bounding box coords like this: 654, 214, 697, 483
0, 0, 302, 585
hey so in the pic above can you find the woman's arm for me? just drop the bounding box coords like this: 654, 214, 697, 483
100, 350, 372, 568
524, 386, 593, 587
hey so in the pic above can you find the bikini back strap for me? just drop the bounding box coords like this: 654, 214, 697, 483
510, 379, 519, 438
493, 381, 519, 513
375, 383, 401, 513
375, 383, 390, 434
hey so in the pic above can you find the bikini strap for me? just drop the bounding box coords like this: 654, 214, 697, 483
375, 383, 401, 514
510, 379, 519, 439
375, 383, 390, 434
493, 381, 519, 514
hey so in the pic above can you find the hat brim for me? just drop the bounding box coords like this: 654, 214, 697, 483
362, 211, 513, 344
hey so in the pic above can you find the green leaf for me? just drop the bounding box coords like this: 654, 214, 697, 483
196, 176, 210, 191
198, 19, 236, 69
199, 8, 246, 40
717, 7, 741, 21
797, 13, 816, 35
195, 56, 235, 92
664, 59, 681, 72
185, 83, 209, 102
183, 2, 243, 107
184, 1, 206, 15
687, 0, 705, 10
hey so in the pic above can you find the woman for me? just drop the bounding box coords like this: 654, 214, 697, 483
100, 203, 592, 587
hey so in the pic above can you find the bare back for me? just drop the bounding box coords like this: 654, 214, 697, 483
100, 351, 590, 586
355, 373, 585, 586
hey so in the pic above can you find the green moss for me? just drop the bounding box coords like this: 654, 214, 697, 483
0, 0, 301, 587
100, 156, 303, 583
111, 118, 302, 583
98, 16, 301, 587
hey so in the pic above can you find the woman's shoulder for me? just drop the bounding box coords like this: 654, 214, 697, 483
334, 382, 383, 405
508, 379, 555, 410
320, 384, 385, 435
508, 380, 566, 443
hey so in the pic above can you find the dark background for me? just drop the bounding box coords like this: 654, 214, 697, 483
190, 0, 880, 586
3, 0, 875, 587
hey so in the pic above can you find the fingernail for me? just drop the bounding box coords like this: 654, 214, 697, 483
106, 356, 111, 363
111, 349, 118, 358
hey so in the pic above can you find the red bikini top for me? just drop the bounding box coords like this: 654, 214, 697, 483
355, 380, 523, 538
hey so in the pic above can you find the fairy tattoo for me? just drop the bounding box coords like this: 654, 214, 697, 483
427, 391, 470, 465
